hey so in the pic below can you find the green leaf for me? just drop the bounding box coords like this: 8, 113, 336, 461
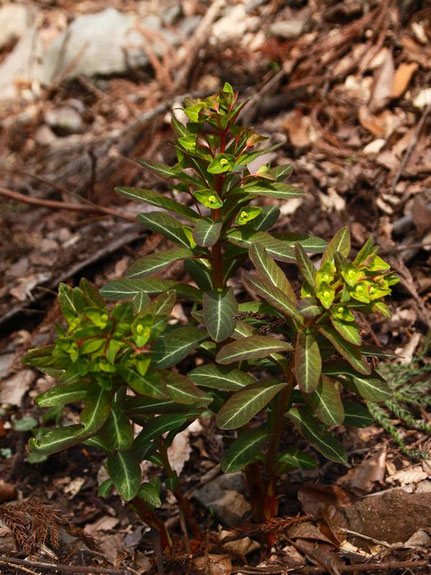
101, 397, 133, 451
227, 230, 296, 263
243, 205, 280, 232
216, 335, 292, 365
304, 375, 344, 426
322, 227, 351, 263
138, 482, 161, 508
318, 326, 371, 375
80, 386, 112, 433
153, 327, 207, 368
271, 163, 294, 181
35, 382, 87, 407
297, 298, 324, 318
135, 414, 190, 445
98, 479, 114, 497
132, 291, 151, 314
273, 233, 327, 254
295, 332, 321, 393
222, 428, 269, 473
126, 248, 193, 279
330, 317, 361, 346
193, 218, 223, 247
125, 396, 196, 416
119, 365, 167, 399
137, 212, 191, 247
101, 278, 201, 302
107, 450, 141, 501
29, 425, 85, 455
163, 372, 211, 405
217, 382, 287, 429
188, 364, 255, 391
277, 448, 316, 470
184, 259, 213, 291
235, 206, 262, 226
343, 401, 373, 427
238, 180, 305, 200
287, 407, 347, 463
249, 244, 295, 299
137, 159, 179, 179
203, 287, 238, 342
116, 187, 198, 221
347, 375, 392, 402
245, 274, 303, 324
295, 244, 316, 288
194, 189, 223, 209
208, 153, 235, 174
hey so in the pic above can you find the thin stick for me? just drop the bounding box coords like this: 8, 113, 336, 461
0, 556, 128, 574
391, 102, 431, 193
0, 186, 136, 222
232, 559, 429, 574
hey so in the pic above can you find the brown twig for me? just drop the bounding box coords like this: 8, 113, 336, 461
0, 185, 136, 222
232, 559, 429, 574
0, 556, 129, 574
391, 102, 431, 193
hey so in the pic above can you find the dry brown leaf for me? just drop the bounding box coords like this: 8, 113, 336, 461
338, 448, 386, 492
283, 110, 313, 147
0, 369, 35, 405
369, 49, 394, 112
392, 62, 418, 99
358, 106, 396, 137
194, 554, 232, 575
298, 484, 355, 518
411, 196, 431, 236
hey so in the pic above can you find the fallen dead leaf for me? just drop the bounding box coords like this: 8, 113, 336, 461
395, 331, 421, 365
194, 554, 232, 575
283, 110, 314, 148
392, 62, 418, 99
0, 369, 35, 405
369, 49, 394, 112
298, 483, 355, 518
411, 195, 431, 237
167, 419, 202, 475
358, 106, 398, 137
220, 530, 260, 556
413, 88, 431, 109
84, 515, 120, 536
338, 447, 386, 492
386, 465, 429, 487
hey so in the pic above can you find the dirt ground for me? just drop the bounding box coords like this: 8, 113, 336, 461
0, 1, 430, 574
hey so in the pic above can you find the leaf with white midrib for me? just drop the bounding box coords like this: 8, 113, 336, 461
116, 186, 199, 221
135, 413, 189, 444
287, 407, 347, 463
295, 332, 321, 393
249, 244, 295, 299
153, 327, 207, 368
222, 428, 269, 473
295, 244, 316, 288
36, 382, 87, 407
188, 364, 255, 391
100, 278, 201, 301
322, 227, 351, 263
216, 382, 287, 429
303, 375, 344, 426
193, 218, 223, 247
127, 248, 193, 279
163, 371, 211, 405
107, 450, 141, 501
29, 425, 86, 454
245, 274, 302, 324
137, 212, 190, 247
319, 325, 371, 375
203, 287, 238, 342
81, 386, 112, 433
216, 335, 292, 365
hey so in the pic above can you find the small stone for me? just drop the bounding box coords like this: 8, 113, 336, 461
45, 106, 83, 136
269, 19, 306, 40
195, 473, 251, 527
34, 125, 57, 146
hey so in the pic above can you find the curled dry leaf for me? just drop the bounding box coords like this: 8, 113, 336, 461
338, 447, 386, 492
194, 554, 232, 575
391, 62, 418, 99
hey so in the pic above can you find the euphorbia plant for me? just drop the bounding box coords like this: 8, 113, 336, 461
23, 84, 398, 549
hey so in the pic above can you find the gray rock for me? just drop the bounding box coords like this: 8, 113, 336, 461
45, 106, 83, 135
0, 3, 35, 50
194, 473, 251, 527
269, 18, 306, 40
40, 8, 180, 83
